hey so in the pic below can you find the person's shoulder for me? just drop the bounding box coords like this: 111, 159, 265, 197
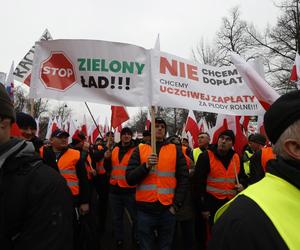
31, 162, 65, 185
216, 194, 273, 234
27, 162, 72, 201
212, 194, 288, 250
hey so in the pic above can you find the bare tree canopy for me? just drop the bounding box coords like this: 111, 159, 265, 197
193, 1, 300, 91
14, 86, 48, 118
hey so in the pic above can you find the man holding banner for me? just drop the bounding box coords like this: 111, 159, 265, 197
193, 130, 247, 227
210, 90, 300, 250
126, 117, 189, 250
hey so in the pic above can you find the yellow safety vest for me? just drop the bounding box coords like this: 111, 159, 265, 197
193, 147, 203, 163
215, 173, 300, 250
243, 150, 253, 176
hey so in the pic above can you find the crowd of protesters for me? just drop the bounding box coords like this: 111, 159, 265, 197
1, 82, 300, 250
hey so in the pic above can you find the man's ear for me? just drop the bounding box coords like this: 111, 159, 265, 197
0, 118, 11, 129
283, 139, 300, 160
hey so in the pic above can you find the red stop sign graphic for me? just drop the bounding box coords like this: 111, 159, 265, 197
40, 52, 76, 91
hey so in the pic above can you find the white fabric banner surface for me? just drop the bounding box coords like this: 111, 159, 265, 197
30, 39, 151, 106
151, 50, 265, 116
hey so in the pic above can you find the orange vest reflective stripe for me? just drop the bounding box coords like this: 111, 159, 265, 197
182, 146, 191, 169
206, 150, 240, 200
136, 143, 177, 205
110, 146, 136, 188
261, 147, 276, 172
40, 147, 80, 196
96, 145, 106, 175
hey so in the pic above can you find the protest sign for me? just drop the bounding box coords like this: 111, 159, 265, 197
30, 39, 268, 116
151, 50, 265, 116
30, 39, 150, 107
14, 29, 53, 86
0, 72, 6, 85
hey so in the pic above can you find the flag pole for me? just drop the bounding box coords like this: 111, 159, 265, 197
233, 160, 240, 185
84, 102, 103, 139
150, 106, 156, 154
30, 99, 34, 117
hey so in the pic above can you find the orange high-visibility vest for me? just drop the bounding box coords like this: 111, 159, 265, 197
182, 146, 191, 169
40, 147, 80, 196
136, 143, 177, 205
110, 146, 136, 188
206, 150, 240, 200
261, 147, 276, 172
95, 145, 106, 175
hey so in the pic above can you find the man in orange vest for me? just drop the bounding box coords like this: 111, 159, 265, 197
207, 90, 300, 250
248, 145, 276, 184
126, 118, 189, 250
69, 131, 97, 181
91, 134, 113, 236
104, 127, 137, 248
193, 130, 247, 225
40, 129, 90, 250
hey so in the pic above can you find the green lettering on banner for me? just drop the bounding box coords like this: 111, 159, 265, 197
78, 58, 85, 71
135, 63, 145, 75
110, 60, 122, 73
122, 61, 134, 74
87, 58, 91, 71
77, 58, 145, 75
101, 60, 109, 72
92, 59, 100, 71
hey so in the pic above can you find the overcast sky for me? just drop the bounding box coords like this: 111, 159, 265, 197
0, 0, 279, 126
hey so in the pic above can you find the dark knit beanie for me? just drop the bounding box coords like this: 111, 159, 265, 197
0, 83, 15, 121
106, 131, 114, 137
249, 133, 266, 146
121, 127, 133, 136
218, 130, 235, 144
143, 130, 151, 137
16, 112, 37, 129
155, 117, 167, 128
264, 90, 300, 144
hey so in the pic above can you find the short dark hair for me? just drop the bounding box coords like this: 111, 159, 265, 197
182, 138, 189, 142
0, 115, 13, 125
198, 132, 210, 138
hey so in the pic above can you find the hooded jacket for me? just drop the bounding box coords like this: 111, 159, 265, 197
0, 138, 73, 250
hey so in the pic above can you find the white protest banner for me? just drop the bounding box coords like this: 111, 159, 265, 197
14, 29, 53, 86
0, 72, 6, 85
151, 50, 265, 116
30, 39, 150, 107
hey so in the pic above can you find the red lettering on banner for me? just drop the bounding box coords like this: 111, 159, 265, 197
160, 57, 199, 81
179, 62, 186, 78
187, 64, 199, 81
160, 57, 178, 76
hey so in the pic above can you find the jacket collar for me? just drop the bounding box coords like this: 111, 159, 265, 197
268, 157, 300, 189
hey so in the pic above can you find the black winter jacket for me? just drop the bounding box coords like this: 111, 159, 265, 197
0, 138, 73, 250
41, 145, 90, 205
